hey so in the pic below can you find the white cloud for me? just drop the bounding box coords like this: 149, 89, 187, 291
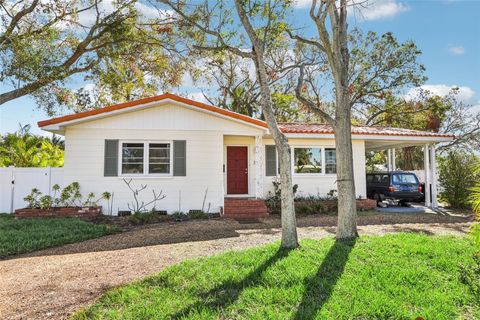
294, 0, 409, 20
406, 84, 476, 104
357, 0, 410, 20
293, 0, 311, 8
448, 45, 465, 55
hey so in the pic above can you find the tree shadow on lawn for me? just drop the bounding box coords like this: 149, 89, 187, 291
293, 238, 356, 320
169, 246, 293, 318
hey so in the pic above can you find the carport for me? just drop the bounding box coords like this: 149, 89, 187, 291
362, 127, 455, 209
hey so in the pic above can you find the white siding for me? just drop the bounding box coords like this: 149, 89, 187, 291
262, 138, 367, 199
64, 103, 264, 214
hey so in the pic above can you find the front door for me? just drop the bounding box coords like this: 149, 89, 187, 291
227, 146, 248, 194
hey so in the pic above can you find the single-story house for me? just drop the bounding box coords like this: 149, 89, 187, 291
38, 93, 454, 216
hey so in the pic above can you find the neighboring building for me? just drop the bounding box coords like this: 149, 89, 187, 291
38, 93, 453, 216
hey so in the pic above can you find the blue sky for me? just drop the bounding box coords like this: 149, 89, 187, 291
1, 0, 479, 135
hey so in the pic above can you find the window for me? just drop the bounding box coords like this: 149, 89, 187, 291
325, 148, 336, 174
294, 148, 322, 174
292, 147, 337, 175
392, 173, 418, 184
149, 143, 170, 174
122, 143, 144, 174
120, 142, 171, 175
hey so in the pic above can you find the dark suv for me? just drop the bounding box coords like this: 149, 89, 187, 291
366, 171, 423, 205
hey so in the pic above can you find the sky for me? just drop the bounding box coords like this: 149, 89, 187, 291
0, 0, 479, 136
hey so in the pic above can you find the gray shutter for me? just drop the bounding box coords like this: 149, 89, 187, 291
104, 140, 118, 177
265, 145, 277, 176
173, 140, 186, 176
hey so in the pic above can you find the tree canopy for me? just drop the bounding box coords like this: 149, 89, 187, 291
0, 0, 183, 114
0, 125, 64, 167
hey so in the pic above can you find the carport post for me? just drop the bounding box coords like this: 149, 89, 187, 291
424, 144, 431, 207
392, 149, 396, 171
387, 149, 392, 171
430, 144, 438, 209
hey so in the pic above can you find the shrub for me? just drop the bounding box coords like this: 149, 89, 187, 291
438, 151, 479, 208
265, 179, 298, 214
23, 183, 110, 209
460, 161, 480, 297
24, 188, 42, 208
189, 210, 208, 219
295, 201, 326, 215
171, 211, 188, 221
128, 212, 157, 225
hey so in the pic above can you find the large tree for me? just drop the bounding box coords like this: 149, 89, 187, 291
291, 1, 425, 239
161, 0, 300, 248
361, 88, 480, 170
0, 0, 182, 114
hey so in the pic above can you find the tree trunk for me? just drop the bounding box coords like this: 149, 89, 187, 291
276, 134, 298, 248
334, 92, 358, 240
255, 60, 298, 249
233, 0, 298, 248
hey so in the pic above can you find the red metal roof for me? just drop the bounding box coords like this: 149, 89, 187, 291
278, 123, 455, 138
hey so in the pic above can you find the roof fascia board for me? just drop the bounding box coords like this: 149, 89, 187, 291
41, 98, 268, 133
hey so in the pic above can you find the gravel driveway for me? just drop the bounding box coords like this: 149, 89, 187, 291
0, 214, 473, 320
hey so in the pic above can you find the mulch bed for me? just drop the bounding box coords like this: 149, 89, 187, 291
13, 211, 473, 259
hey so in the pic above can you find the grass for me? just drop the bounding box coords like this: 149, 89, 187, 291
0, 214, 119, 257
73, 234, 479, 320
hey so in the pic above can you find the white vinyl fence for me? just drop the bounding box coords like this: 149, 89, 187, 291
0, 167, 64, 213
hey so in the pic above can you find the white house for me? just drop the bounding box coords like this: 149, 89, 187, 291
38, 93, 454, 216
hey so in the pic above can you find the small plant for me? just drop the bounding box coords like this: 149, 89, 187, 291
189, 210, 208, 219
39, 195, 52, 209
265, 179, 299, 214
326, 189, 338, 200
52, 184, 61, 207
22, 183, 110, 210
123, 179, 166, 214
82, 192, 106, 207
171, 211, 188, 221
24, 188, 42, 208
102, 192, 113, 215
60, 182, 82, 207
295, 199, 327, 215
128, 212, 158, 225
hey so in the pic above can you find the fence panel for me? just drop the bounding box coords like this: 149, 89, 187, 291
0, 167, 14, 213
0, 167, 64, 213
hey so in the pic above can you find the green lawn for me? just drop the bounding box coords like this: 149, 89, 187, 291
74, 234, 479, 320
0, 214, 119, 257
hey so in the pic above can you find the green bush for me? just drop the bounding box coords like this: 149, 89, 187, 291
128, 212, 157, 225
189, 210, 208, 219
470, 161, 480, 248
171, 211, 188, 221
438, 152, 479, 208
295, 199, 327, 215
460, 161, 480, 298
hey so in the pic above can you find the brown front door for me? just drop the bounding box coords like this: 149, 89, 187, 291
227, 146, 248, 194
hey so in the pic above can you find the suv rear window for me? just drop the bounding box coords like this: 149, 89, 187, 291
392, 173, 418, 184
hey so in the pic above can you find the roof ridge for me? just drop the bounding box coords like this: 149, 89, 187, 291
38, 93, 268, 129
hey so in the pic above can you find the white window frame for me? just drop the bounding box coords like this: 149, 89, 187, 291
291, 146, 337, 176
324, 147, 337, 175
118, 140, 173, 177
